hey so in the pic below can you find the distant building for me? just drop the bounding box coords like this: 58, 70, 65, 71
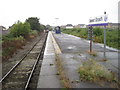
107, 23, 119, 29
0, 26, 10, 35
60, 25, 66, 29
66, 24, 73, 29
0, 26, 6, 31
74, 24, 86, 28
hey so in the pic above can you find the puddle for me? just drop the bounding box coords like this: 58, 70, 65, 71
67, 46, 76, 50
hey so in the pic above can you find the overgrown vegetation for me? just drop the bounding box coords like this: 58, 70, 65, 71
62, 28, 119, 49
2, 36, 25, 60
26, 17, 41, 31
55, 54, 72, 88
62, 28, 88, 39
87, 50, 97, 57
10, 21, 31, 38
2, 17, 47, 61
78, 59, 118, 87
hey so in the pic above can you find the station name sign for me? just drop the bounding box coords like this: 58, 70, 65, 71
89, 17, 103, 23
89, 15, 108, 26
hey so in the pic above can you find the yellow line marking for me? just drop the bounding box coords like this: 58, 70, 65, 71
50, 32, 62, 54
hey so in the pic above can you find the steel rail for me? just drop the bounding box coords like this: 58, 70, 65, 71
25, 33, 47, 90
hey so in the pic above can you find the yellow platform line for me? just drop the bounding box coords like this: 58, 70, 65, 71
50, 32, 72, 88
50, 32, 62, 54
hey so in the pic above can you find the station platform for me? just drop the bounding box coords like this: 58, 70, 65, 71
37, 31, 62, 88
37, 31, 119, 88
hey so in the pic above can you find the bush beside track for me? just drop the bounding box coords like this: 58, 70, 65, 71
2, 20, 46, 61
62, 28, 119, 49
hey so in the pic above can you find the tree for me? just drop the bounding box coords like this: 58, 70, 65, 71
46, 25, 52, 31
26, 17, 40, 31
10, 21, 31, 37
40, 24, 46, 31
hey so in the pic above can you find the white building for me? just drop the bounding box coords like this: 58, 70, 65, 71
0, 26, 10, 35
74, 24, 86, 28
0, 26, 6, 31
66, 24, 73, 29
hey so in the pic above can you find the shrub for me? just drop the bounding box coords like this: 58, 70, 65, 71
93, 28, 103, 36
2, 33, 13, 41
62, 28, 119, 49
28, 30, 38, 39
10, 21, 31, 38
79, 28, 87, 38
78, 59, 116, 82
29, 30, 38, 36
2, 36, 25, 61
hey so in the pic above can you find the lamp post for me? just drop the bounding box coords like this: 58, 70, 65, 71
55, 18, 59, 26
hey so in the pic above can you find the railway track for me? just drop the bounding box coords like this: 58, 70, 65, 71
1, 33, 48, 89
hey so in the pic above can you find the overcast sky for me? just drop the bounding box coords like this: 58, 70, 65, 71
0, 0, 119, 28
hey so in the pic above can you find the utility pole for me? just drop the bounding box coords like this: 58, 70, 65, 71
104, 11, 106, 59
55, 18, 59, 26
89, 26, 93, 53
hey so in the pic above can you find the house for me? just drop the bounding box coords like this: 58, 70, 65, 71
74, 24, 86, 28
0, 26, 10, 35
107, 23, 119, 29
0, 26, 6, 31
66, 24, 73, 29
60, 25, 66, 29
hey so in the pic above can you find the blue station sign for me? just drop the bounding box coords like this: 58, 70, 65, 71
88, 15, 108, 26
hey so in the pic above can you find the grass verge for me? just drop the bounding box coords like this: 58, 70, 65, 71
78, 59, 119, 88
55, 54, 72, 89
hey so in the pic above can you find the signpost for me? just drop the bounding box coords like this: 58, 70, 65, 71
88, 12, 108, 59
103, 12, 107, 59
88, 26, 93, 53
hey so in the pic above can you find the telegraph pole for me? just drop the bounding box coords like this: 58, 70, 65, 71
89, 26, 93, 53
104, 12, 106, 59
55, 18, 59, 26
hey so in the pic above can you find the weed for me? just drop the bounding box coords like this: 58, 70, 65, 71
55, 54, 72, 88
56, 72, 60, 75
2, 36, 26, 61
87, 50, 97, 56
78, 59, 117, 84
98, 59, 108, 62
50, 64, 54, 66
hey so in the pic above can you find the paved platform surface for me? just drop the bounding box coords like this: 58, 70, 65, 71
53, 32, 119, 88
37, 32, 62, 88
37, 31, 119, 88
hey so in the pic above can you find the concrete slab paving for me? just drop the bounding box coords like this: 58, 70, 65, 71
42, 59, 55, 65
37, 75, 61, 88
40, 65, 57, 76
43, 55, 55, 59
59, 53, 104, 88
37, 32, 62, 88
53, 32, 119, 88
37, 31, 119, 88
